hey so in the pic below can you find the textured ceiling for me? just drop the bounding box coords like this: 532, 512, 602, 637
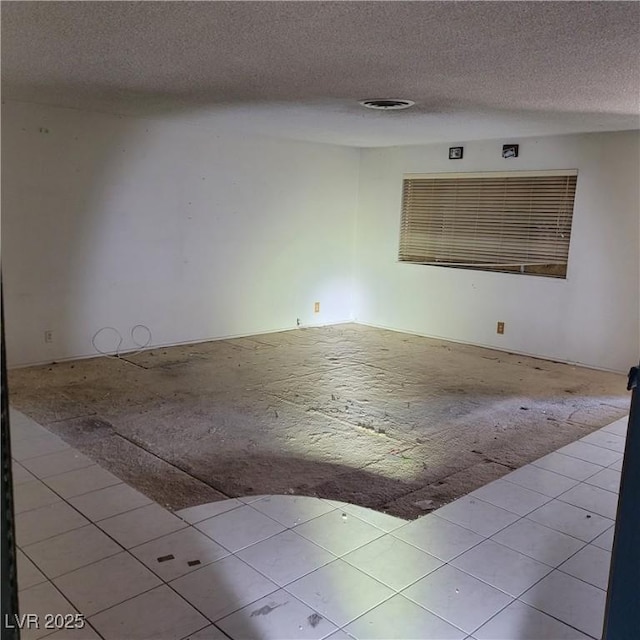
2, 1, 639, 146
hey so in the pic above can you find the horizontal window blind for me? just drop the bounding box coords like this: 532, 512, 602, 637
399, 171, 578, 278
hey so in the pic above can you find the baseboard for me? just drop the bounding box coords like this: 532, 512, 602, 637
353, 320, 627, 374
8, 318, 356, 369
10, 318, 625, 375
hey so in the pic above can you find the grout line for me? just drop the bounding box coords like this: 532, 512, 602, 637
244, 500, 341, 530
165, 556, 282, 627
21, 579, 107, 640
470, 481, 557, 511
555, 563, 610, 592
475, 593, 599, 640
72, 502, 156, 526
556, 448, 623, 467
391, 507, 603, 569
17, 455, 97, 480
280, 569, 398, 632
23, 545, 124, 584
91, 509, 189, 549
529, 457, 606, 481
445, 527, 609, 598
174, 499, 246, 525
83, 582, 181, 625
11, 403, 626, 639
178, 622, 232, 640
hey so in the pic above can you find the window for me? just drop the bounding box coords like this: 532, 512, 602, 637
399, 170, 578, 278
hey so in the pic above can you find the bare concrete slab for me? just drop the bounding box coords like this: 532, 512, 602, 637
8, 324, 630, 518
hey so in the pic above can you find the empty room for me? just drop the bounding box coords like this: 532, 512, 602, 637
1, 2, 639, 640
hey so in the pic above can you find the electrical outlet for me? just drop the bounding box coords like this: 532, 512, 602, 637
497, 322, 505, 335
314, 302, 320, 313
44, 330, 54, 343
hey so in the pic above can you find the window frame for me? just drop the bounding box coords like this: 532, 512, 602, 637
398, 169, 579, 279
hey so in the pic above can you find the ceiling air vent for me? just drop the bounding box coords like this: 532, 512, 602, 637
359, 99, 415, 110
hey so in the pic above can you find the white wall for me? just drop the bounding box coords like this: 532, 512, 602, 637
354, 131, 640, 372
4, 104, 638, 372
2, 102, 360, 366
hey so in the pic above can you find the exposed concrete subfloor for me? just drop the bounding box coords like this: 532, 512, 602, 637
8, 324, 629, 519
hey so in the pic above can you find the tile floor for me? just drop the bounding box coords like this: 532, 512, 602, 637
8, 408, 628, 640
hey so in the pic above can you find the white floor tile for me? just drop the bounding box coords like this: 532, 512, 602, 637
402, 564, 512, 635
559, 544, 612, 590
18, 582, 78, 640
89, 584, 207, 640
432, 496, 519, 537
344, 594, 465, 640
171, 555, 279, 622
45, 622, 103, 640
7, 407, 629, 640
249, 495, 336, 528
393, 514, 484, 562
14, 480, 62, 514
293, 509, 384, 556
43, 465, 122, 499
324, 631, 356, 640
22, 524, 121, 578
16, 501, 90, 547
238, 495, 270, 504
54, 551, 162, 615
527, 499, 613, 542
556, 441, 622, 467
470, 480, 550, 516
321, 498, 349, 509
584, 468, 621, 493
11, 462, 37, 485
20, 448, 95, 479
182, 626, 228, 640
237, 529, 335, 586
531, 452, 603, 481
10, 408, 41, 426
600, 417, 628, 438
473, 600, 590, 639
579, 430, 626, 453
195, 505, 286, 552
491, 519, 585, 567
341, 503, 407, 532
558, 483, 619, 519
130, 527, 229, 581
10, 412, 50, 441
176, 498, 243, 524
591, 526, 615, 551
608, 458, 623, 471
501, 464, 579, 498
17, 549, 47, 591
68, 482, 153, 521
451, 539, 552, 597
217, 588, 338, 640
286, 559, 394, 627
97, 503, 187, 548
11, 433, 70, 462
520, 570, 606, 638
342, 534, 443, 591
